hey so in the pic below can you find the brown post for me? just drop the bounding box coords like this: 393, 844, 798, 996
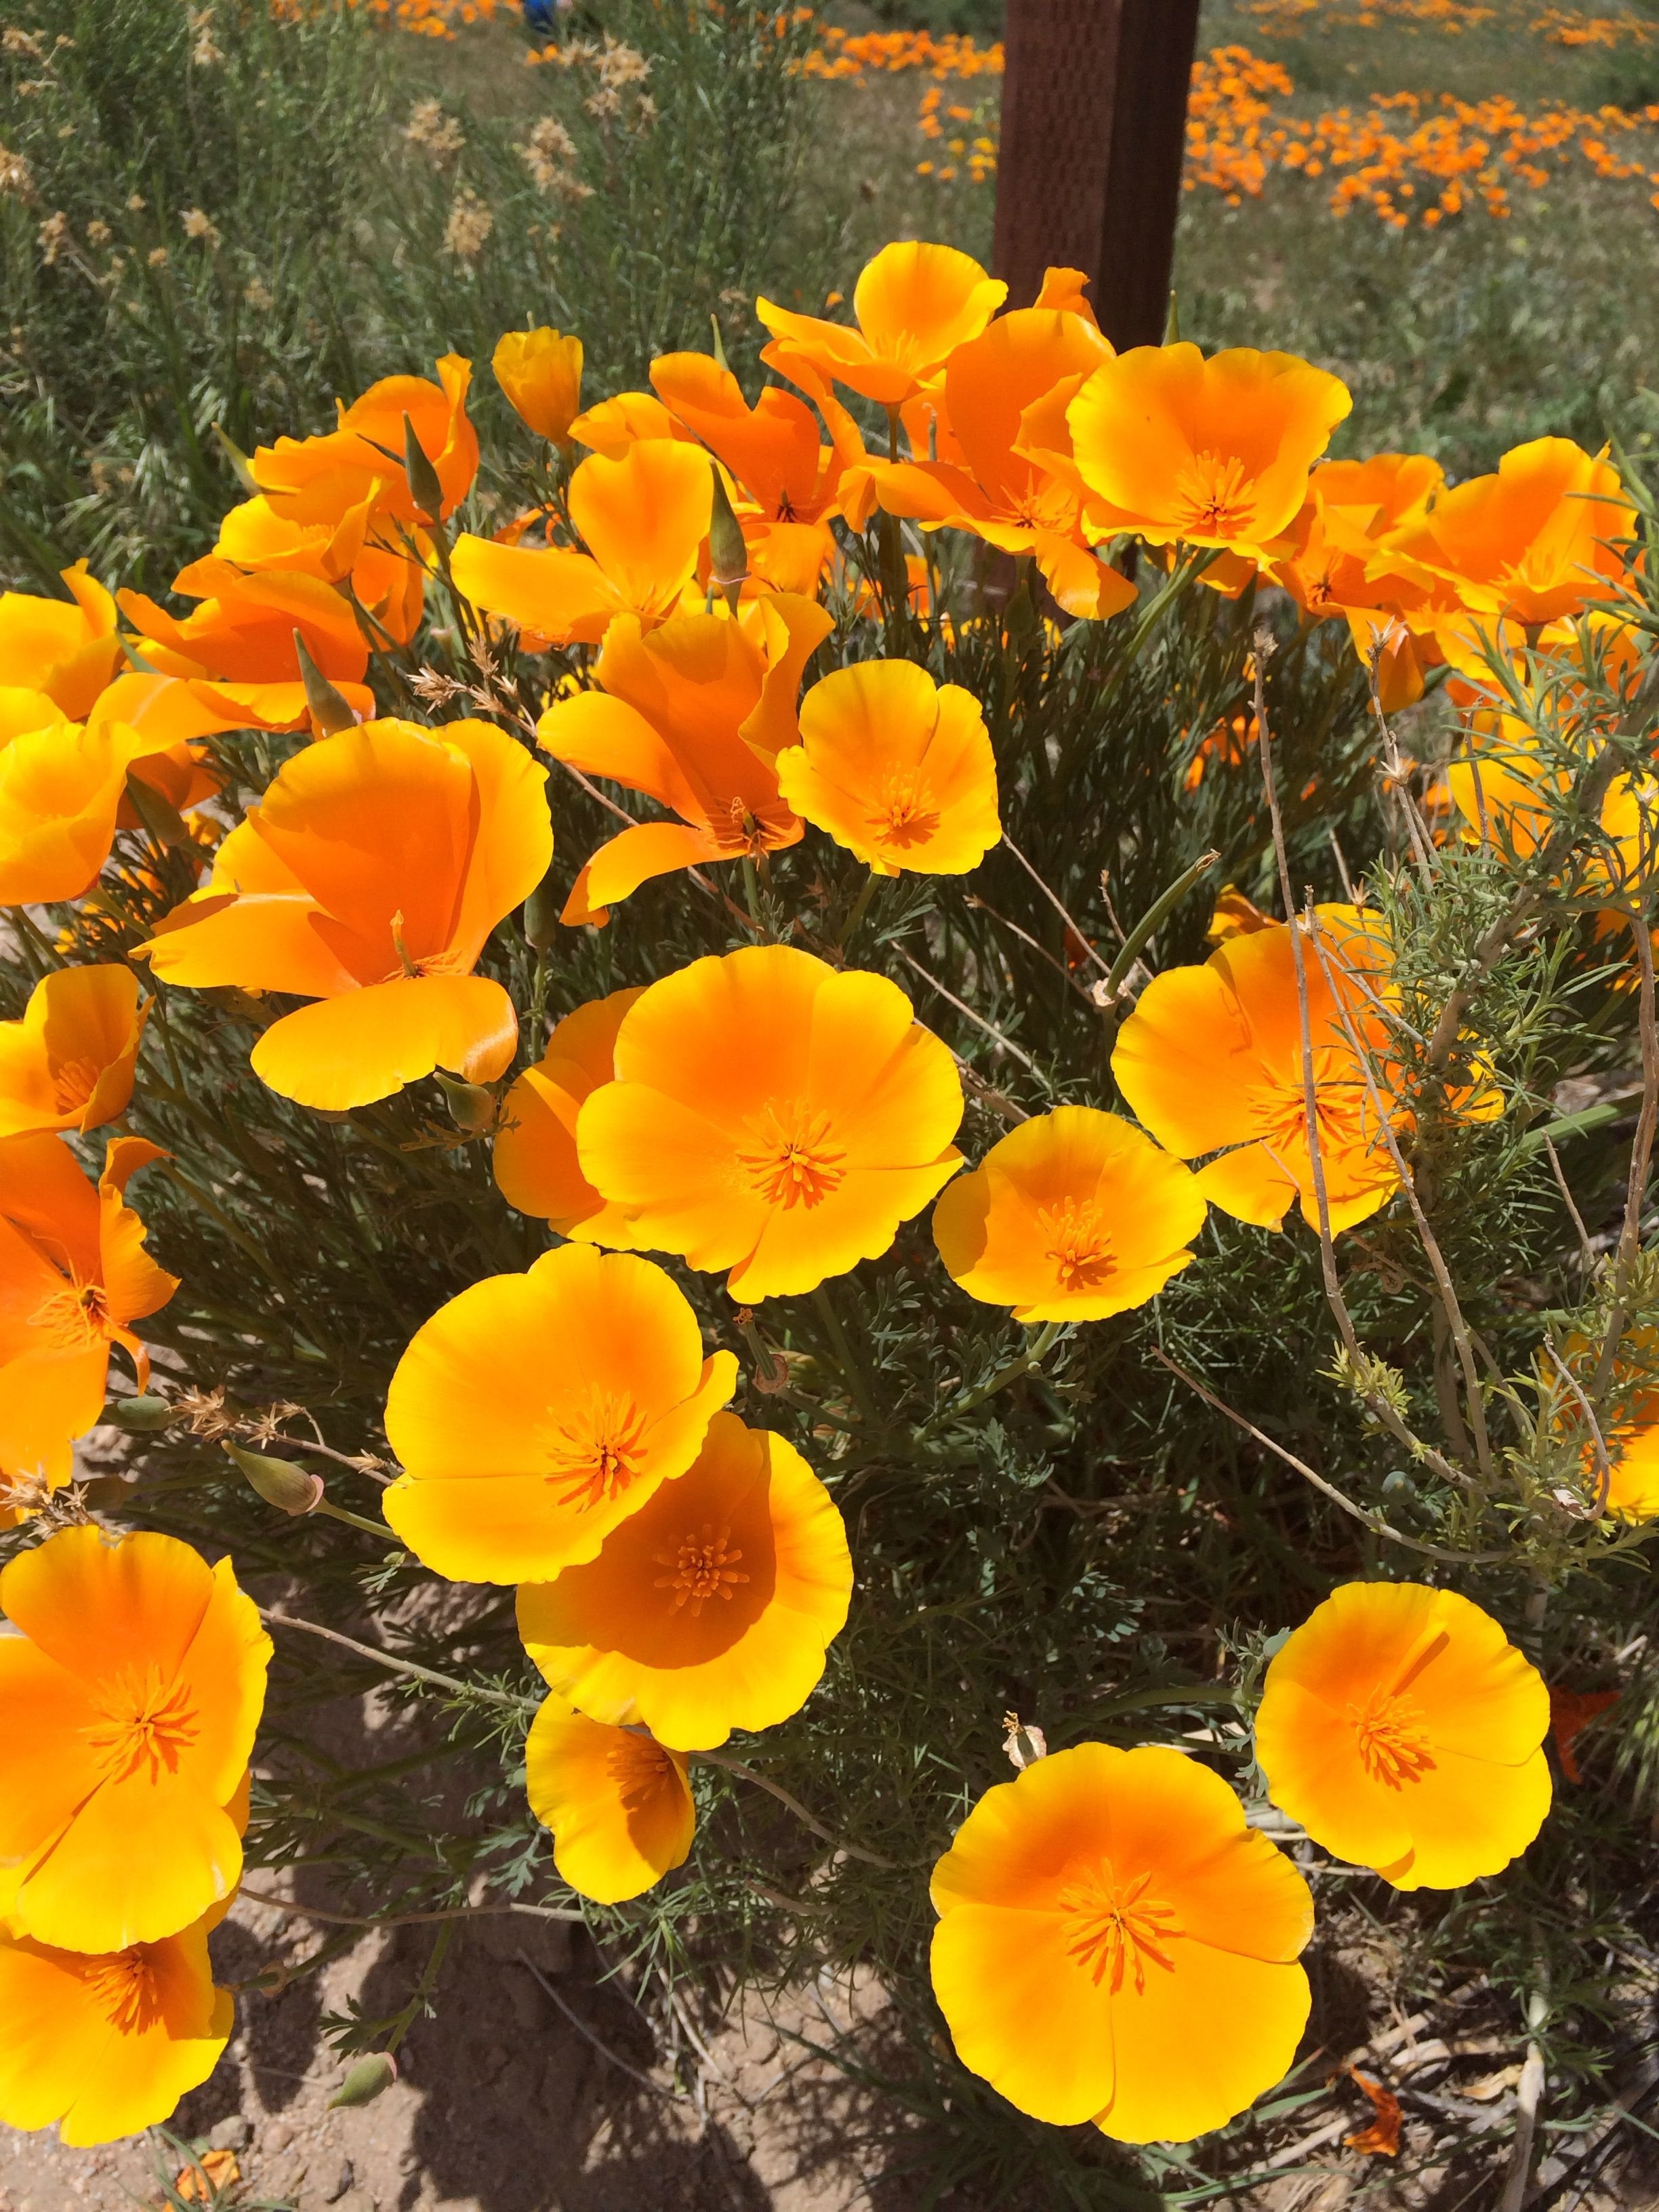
992, 0, 1202, 352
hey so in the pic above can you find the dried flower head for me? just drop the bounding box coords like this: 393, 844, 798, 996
405, 98, 466, 162
518, 115, 579, 190
0, 145, 35, 200
36, 211, 70, 267
443, 188, 493, 262
180, 207, 220, 250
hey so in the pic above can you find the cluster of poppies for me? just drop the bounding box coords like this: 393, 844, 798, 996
0, 235, 1643, 2149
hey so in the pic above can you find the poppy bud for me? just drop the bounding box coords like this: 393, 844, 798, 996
224, 1438, 324, 1517
108, 1393, 175, 1432
403, 411, 446, 524
435, 1071, 496, 1131
124, 771, 192, 851
523, 868, 561, 951
292, 631, 358, 737
327, 2052, 398, 2110
707, 468, 749, 615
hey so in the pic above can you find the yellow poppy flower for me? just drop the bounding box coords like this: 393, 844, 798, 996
775, 661, 1001, 878
493, 327, 584, 447
493, 987, 644, 1242
517, 1411, 852, 1750
0, 1525, 270, 1952
930, 1744, 1313, 2142
141, 718, 552, 1111
525, 1700, 695, 1904
933, 1106, 1208, 1322
0, 719, 182, 905
0, 564, 123, 720
0, 966, 147, 1139
1255, 1581, 1552, 1889
1067, 344, 1353, 562
0, 1905, 233, 2147
576, 945, 964, 1301
382, 1244, 739, 1584
757, 240, 1006, 409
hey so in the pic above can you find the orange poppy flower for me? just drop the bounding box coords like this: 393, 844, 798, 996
932, 1106, 1208, 1322
1387, 437, 1632, 629
517, 1410, 852, 1751
117, 558, 371, 689
0, 966, 146, 1139
250, 354, 478, 529
493, 987, 644, 1241
211, 490, 426, 652
0, 1904, 233, 2147
0, 1134, 177, 1490
864, 303, 1137, 621
757, 240, 1007, 410
1112, 906, 1401, 1233
141, 718, 552, 1111
494, 327, 584, 447
537, 594, 832, 922
0, 1524, 270, 1951
1067, 344, 1353, 561
382, 1244, 738, 1584
524, 1700, 695, 1904
649, 350, 867, 592
1255, 1581, 1552, 1890
0, 718, 183, 905
930, 1743, 1313, 2142
451, 440, 712, 648
0, 565, 123, 720
576, 945, 964, 1300
569, 389, 698, 459
775, 660, 1000, 878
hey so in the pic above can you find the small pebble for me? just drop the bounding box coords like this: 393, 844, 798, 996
263, 2119, 294, 2152
209, 2114, 252, 2152
325, 2158, 354, 2203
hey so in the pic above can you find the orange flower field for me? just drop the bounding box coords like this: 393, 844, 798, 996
1, 195, 1658, 2200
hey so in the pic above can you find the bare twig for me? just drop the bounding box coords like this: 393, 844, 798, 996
998, 833, 1113, 976
258, 1609, 534, 1713
696, 1749, 897, 1869
516, 1952, 674, 2100
238, 1884, 584, 1927
895, 949, 1045, 1080
1542, 1133, 1596, 1270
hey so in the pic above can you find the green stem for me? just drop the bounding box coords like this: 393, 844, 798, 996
834, 869, 880, 951
811, 1283, 878, 1427
529, 947, 549, 1055
741, 855, 766, 936
312, 1499, 398, 1542
386, 1919, 455, 2055
923, 1319, 1067, 1434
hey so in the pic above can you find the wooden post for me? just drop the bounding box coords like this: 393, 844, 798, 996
992, 0, 1202, 352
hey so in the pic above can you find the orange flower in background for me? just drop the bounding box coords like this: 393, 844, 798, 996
0, 1906, 233, 2148
494, 327, 584, 447
865, 299, 1137, 620
0, 1525, 269, 1951
577, 945, 964, 1301
1113, 906, 1401, 1233
775, 660, 1000, 878
250, 353, 478, 528
933, 1107, 1208, 1322
1255, 1581, 1552, 1889
493, 987, 644, 1240
0, 966, 146, 1138
117, 558, 371, 689
141, 718, 552, 1111
569, 390, 697, 459
517, 1410, 853, 1751
382, 1244, 739, 1584
649, 350, 866, 592
0, 1135, 177, 1490
524, 1700, 695, 1905
930, 1744, 1313, 2142
758, 239, 1006, 409
1067, 343, 1353, 560
1389, 437, 1633, 629
1549, 1686, 1618, 1784
451, 440, 712, 647
0, 718, 184, 905
537, 594, 832, 922
0, 565, 123, 720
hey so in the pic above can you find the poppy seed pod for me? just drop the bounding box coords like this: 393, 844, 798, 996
522, 868, 562, 951
293, 630, 359, 737
108, 1393, 175, 1433
707, 469, 750, 613
435, 1070, 497, 1132
327, 2052, 398, 2110
403, 411, 447, 526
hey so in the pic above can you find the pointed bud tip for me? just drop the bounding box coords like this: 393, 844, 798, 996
224, 1439, 325, 1517
327, 2051, 399, 2110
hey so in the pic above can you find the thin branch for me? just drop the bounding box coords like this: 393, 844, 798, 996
515, 1951, 676, 2100
238, 1884, 584, 1927
695, 1749, 897, 1869
895, 949, 1045, 1081
258, 1609, 534, 1713
1542, 1132, 1596, 1270
1544, 1337, 1614, 1518
998, 833, 1112, 976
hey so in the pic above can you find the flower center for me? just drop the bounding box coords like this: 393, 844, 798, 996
652, 1521, 749, 1616
85, 1946, 165, 2036
738, 1101, 846, 1210
1058, 1861, 1183, 1994
1246, 1048, 1378, 1168
1349, 1685, 1437, 1789
81, 1664, 199, 1784
607, 1732, 676, 1814
1036, 1197, 1115, 1292
867, 768, 941, 851
1174, 449, 1255, 540
541, 1391, 649, 1511
50, 1056, 101, 1114
30, 1278, 110, 1353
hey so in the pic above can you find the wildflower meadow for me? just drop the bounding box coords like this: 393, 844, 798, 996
4, 4, 1659, 2210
